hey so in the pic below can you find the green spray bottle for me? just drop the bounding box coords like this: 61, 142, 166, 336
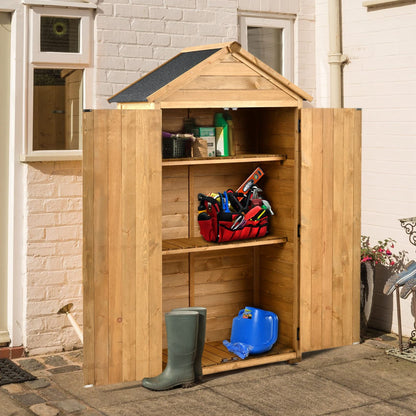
214, 113, 229, 156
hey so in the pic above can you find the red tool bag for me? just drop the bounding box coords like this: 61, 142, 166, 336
197, 191, 270, 243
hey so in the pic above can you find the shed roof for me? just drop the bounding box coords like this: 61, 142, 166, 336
108, 47, 221, 103
108, 42, 313, 107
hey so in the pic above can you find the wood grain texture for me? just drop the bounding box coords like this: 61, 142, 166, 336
83, 109, 162, 385
300, 108, 361, 353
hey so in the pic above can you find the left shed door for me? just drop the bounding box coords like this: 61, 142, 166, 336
83, 109, 163, 386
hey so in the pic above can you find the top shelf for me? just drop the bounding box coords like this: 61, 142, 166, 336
162, 153, 286, 166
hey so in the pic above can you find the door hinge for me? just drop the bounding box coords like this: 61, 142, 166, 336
297, 327, 300, 341
297, 224, 301, 238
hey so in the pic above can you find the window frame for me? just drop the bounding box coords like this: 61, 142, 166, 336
22, 6, 93, 162
240, 15, 294, 82
30, 6, 91, 65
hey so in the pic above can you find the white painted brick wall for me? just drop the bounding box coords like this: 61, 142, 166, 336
26, 162, 83, 355
95, 0, 314, 108
316, 0, 416, 336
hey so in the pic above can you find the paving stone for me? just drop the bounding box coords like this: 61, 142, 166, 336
25, 378, 51, 390
330, 401, 416, 415
17, 359, 46, 372
66, 350, 83, 364
54, 398, 87, 413
43, 355, 67, 368
48, 365, 81, 374
1, 382, 26, 394
309, 355, 416, 400
210, 371, 376, 416
100, 388, 260, 416
0, 389, 32, 416
39, 386, 69, 401
12, 392, 45, 406
29, 403, 60, 416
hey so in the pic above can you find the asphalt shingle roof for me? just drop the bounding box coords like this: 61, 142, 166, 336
108, 48, 221, 103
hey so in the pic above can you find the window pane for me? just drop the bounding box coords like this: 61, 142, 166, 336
33, 68, 83, 151
40, 17, 80, 53
247, 26, 283, 73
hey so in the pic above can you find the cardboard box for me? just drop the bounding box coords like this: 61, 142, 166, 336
194, 127, 216, 157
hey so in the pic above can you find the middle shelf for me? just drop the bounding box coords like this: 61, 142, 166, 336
162, 235, 287, 255
162, 153, 286, 166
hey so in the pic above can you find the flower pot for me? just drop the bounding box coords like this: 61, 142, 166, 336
360, 262, 374, 340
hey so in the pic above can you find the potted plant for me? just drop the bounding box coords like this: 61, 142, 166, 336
360, 236, 398, 339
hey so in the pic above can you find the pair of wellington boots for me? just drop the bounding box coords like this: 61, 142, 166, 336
141, 307, 206, 391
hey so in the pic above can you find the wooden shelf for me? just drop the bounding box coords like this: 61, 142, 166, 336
162, 235, 287, 255
163, 341, 296, 374
162, 153, 286, 166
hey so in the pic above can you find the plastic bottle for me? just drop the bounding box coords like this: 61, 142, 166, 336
214, 113, 229, 156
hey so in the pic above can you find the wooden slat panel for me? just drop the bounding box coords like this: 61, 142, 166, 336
332, 109, 345, 345
162, 166, 188, 240
93, 110, 110, 385
137, 109, 163, 377
121, 110, 137, 382
321, 109, 334, 349
310, 109, 323, 350
107, 111, 123, 384
181, 75, 278, 91
162, 89, 297, 104
201, 61, 259, 77
352, 110, 362, 343
300, 108, 361, 353
82, 111, 95, 385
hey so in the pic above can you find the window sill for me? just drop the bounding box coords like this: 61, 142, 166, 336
363, 0, 415, 8
23, 0, 98, 9
20, 151, 82, 162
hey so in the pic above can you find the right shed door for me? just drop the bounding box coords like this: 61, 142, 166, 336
299, 108, 362, 353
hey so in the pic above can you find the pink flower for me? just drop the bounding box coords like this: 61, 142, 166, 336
390, 260, 395, 266
386, 249, 392, 255
391, 244, 394, 248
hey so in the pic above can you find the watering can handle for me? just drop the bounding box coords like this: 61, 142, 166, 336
265, 312, 278, 345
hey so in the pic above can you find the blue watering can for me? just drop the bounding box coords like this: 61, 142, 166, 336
223, 307, 278, 359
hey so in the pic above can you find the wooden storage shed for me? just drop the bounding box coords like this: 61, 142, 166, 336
83, 42, 361, 386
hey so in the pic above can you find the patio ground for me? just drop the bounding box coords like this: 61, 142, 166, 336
1, 331, 415, 416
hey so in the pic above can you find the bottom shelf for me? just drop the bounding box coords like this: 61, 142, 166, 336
162, 341, 297, 375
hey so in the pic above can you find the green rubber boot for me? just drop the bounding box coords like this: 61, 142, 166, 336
142, 311, 199, 391
172, 307, 207, 381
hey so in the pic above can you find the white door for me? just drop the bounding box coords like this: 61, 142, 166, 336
0, 12, 11, 346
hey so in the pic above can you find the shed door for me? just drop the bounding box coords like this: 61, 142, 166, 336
300, 108, 361, 353
83, 109, 162, 385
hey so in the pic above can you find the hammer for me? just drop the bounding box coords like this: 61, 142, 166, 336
57, 303, 83, 344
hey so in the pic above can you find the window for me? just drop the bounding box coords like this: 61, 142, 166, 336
33, 68, 83, 151
40, 17, 81, 53
30, 7, 91, 65
240, 16, 294, 81
23, 6, 93, 161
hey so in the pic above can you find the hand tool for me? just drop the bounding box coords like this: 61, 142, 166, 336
57, 303, 83, 343
236, 167, 264, 201
221, 192, 231, 213
261, 200, 274, 216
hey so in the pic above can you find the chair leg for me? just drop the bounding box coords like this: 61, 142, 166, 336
395, 284, 403, 351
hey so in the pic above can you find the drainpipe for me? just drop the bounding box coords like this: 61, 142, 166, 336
328, 0, 348, 108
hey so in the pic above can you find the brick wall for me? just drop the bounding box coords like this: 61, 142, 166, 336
316, 0, 416, 335
95, 0, 240, 108
95, 0, 314, 108
26, 162, 83, 355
